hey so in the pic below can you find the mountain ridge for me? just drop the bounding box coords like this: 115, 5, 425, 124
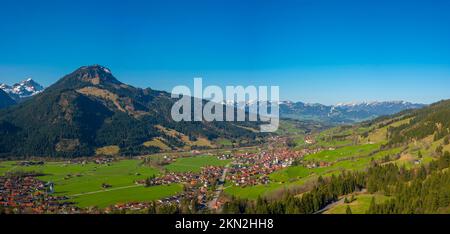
0, 78, 44, 102
0, 89, 16, 109
278, 100, 425, 124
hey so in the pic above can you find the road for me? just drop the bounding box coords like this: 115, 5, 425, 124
70, 184, 143, 197
313, 189, 368, 214
313, 197, 345, 214
208, 164, 230, 210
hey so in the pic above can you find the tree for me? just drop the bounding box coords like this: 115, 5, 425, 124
344, 197, 349, 204
367, 197, 376, 214
346, 206, 352, 214
444, 136, 449, 145
436, 145, 443, 155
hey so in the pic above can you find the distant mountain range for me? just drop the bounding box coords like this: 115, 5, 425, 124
0, 65, 262, 157
278, 100, 425, 124
224, 100, 425, 124
0, 78, 44, 101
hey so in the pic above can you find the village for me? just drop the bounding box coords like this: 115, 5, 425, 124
0, 175, 80, 214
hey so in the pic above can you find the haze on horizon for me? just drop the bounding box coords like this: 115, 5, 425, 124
1, 0, 450, 105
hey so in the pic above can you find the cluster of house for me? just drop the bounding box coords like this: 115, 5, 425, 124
217, 154, 232, 160
225, 149, 302, 186
304, 135, 316, 144
141, 166, 223, 187
0, 176, 78, 214
223, 136, 326, 187
136, 165, 227, 208
305, 161, 332, 168
109, 182, 210, 213
93, 157, 114, 165
106, 202, 153, 212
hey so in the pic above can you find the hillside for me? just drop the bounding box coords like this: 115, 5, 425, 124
0, 65, 262, 157
382, 100, 450, 146
308, 98, 450, 169
0, 89, 16, 109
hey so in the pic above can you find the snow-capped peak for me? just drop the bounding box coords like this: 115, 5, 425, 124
0, 78, 44, 100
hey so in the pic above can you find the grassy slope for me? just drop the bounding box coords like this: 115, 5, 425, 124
324, 194, 391, 214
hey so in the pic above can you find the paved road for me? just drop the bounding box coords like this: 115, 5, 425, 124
313, 197, 345, 214
70, 184, 143, 197
208, 164, 230, 209
313, 189, 368, 214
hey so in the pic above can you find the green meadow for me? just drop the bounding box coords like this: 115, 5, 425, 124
324, 194, 391, 214
304, 143, 381, 162
164, 155, 231, 173
0, 159, 183, 208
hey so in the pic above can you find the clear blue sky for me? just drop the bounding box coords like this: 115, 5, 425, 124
1, 0, 450, 105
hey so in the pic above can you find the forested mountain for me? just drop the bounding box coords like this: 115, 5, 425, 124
0, 65, 261, 157
362, 99, 450, 147
0, 89, 16, 109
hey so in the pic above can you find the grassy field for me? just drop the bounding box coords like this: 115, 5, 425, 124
155, 125, 214, 150
143, 137, 171, 150
72, 183, 183, 208
95, 145, 120, 156
313, 127, 354, 148
324, 194, 391, 214
0, 159, 183, 208
224, 183, 281, 199
164, 155, 231, 173
269, 165, 311, 182
304, 143, 381, 162
216, 138, 233, 147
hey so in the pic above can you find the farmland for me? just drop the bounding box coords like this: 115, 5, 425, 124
164, 155, 231, 173
0, 159, 183, 208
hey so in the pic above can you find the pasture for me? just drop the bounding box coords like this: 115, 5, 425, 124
164, 155, 231, 173
0, 159, 183, 208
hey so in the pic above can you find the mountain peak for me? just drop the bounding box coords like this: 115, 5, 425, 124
71, 65, 120, 85
0, 78, 44, 100
78, 64, 112, 73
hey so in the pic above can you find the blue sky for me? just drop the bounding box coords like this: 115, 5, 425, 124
1, 0, 450, 105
